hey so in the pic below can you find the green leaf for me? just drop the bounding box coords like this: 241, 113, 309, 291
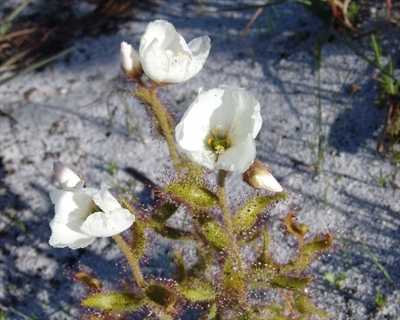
179, 279, 216, 302
81, 292, 143, 313
201, 221, 230, 250
270, 275, 311, 290
206, 303, 218, 319
166, 181, 218, 209
233, 193, 287, 234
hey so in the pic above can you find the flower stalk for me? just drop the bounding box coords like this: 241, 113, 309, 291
135, 86, 181, 168
112, 234, 146, 289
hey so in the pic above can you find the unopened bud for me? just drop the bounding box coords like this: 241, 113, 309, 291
53, 162, 83, 189
243, 160, 283, 193
120, 41, 142, 78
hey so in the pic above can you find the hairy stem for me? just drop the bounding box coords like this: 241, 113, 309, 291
135, 86, 180, 167
217, 170, 248, 305
112, 234, 146, 288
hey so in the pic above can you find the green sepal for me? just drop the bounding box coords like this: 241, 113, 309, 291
166, 181, 218, 209
178, 278, 216, 302
201, 221, 230, 250
294, 294, 328, 318
81, 292, 143, 313
233, 193, 287, 234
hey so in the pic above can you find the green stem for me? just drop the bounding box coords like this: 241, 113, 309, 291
112, 234, 146, 288
135, 86, 180, 168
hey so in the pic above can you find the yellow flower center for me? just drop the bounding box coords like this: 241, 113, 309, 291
206, 130, 231, 155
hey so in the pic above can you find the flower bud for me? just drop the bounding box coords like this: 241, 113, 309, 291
120, 41, 142, 78
243, 160, 283, 193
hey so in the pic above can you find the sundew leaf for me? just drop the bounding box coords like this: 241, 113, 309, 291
283, 233, 333, 272
81, 292, 143, 313
201, 221, 230, 250
270, 275, 311, 290
233, 193, 287, 234
179, 279, 216, 302
166, 181, 218, 209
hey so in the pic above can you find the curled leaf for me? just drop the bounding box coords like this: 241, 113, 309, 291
283, 212, 309, 240
145, 283, 176, 308
74, 271, 102, 291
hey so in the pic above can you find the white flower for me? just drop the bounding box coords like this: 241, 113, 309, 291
138, 20, 211, 83
120, 41, 142, 77
243, 160, 283, 193
175, 87, 262, 173
48, 167, 135, 250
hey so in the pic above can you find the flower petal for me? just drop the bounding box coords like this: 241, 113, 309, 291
176, 88, 224, 151
223, 88, 262, 141
92, 188, 122, 213
49, 220, 94, 249
80, 209, 135, 237
50, 189, 94, 227
139, 20, 179, 54
187, 36, 211, 79
140, 40, 170, 82
216, 137, 256, 173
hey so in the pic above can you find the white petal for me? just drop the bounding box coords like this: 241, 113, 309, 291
50, 189, 94, 227
223, 88, 262, 141
255, 172, 283, 192
176, 88, 224, 151
49, 220, 94, 249
140, 41, 170, 82
139, 20, 179, 55
53, 162, 83, 189
187, 36, 211, 79
80, 209, 135, 237
216, 137, 256, 173
139, 20, 209, 83
92, 188, 122, 213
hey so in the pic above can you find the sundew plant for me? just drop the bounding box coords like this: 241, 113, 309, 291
48, 20, 333, 320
